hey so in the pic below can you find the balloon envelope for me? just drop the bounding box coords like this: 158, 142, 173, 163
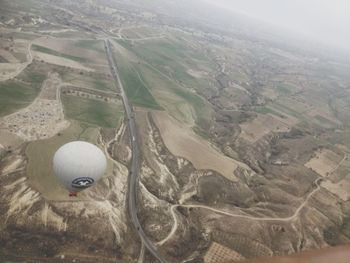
53, 141, 107, 193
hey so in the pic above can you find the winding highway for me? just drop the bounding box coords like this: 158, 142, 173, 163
104, 39, 165, 263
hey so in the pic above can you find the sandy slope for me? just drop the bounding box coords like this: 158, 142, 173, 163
152, 111, 251, 181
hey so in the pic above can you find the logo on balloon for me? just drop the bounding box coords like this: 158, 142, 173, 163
71, 177, 95, 189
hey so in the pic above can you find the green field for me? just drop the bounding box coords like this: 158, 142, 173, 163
26, 122, 109, 200
0, 80, 41, 117
276, 83, 294, 95
139, 60, 212, 118
112, 39, 213, 132
314, 114, 337, 126
32, 44, 86, 62
255, 106, 285, 118
0, 61, 52, 117
113, 51, 161, 109
74, 39, 105, 53
57, 69, 116, 92
93, 78, 114, 91
172, 86, 211, 127
62, 94, 123, 128
120, 67, 160, 108
116, 38, 212, 90
17, 68, 46, 84
121, 26, 162, 39
271, 102, 304, 120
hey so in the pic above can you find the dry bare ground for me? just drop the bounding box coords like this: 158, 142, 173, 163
2, 167, 128, 243
152, 111, 251, 181
1, 128, 130, 257
321, 180, 350, 201
0, 48, 20, 63
136, 109, 181, 202
304, 148, 342, 177
239, 114, 291, 143
33, 52, 94, 72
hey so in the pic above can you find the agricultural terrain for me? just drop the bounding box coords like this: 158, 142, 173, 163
1, 0, 350, 262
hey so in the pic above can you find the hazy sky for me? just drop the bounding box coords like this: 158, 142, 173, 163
203, 0, 350, 52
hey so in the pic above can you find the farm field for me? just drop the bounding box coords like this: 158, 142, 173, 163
119, 26, 163, 39
0, 80, 40, 117
304, 148, 343, 177
204, 242, 245, 263
239, 114, 290, 143
32, 44, 87, 63
58, 69, 116, 93
111, 38, 213, 131
61, 94, 124, 128
0, 63, 46, 117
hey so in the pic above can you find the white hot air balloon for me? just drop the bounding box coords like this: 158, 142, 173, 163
53, 141, 107, 196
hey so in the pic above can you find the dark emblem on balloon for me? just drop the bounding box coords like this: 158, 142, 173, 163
72, 177, 94, 189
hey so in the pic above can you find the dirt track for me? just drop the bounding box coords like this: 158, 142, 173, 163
157, 178, 322, 246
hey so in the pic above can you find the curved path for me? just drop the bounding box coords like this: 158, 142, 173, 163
158, 178, 323, 246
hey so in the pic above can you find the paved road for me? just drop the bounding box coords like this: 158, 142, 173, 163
104, 39, 165, 263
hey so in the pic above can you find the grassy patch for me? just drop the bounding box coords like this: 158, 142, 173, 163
121, 26, 162, 39
172, 87, 209, 124
141, 61, 212, 134
255, 106, 285, 118
32, 44, 86, 62
314, 115, 336, 126
57, 69, 115, 92
0, 80, 40, 117
114, 52, 161, 109
17, 71, 46, 84
93, 79, 115, 92
151, 63, 211, 123
0, 61, 56, 116
272, 102, 304, 120
62, 94, 123, 128
276, 84, 293, 95
112, 38, 213, 133
121, 66, 161, 108
74, 39, 105, 53
116, 38, 211, 89
133, 56, 212, 128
